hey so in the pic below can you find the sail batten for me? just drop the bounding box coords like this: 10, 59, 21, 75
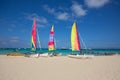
71, 22, 80, 51
48, 25, 55, 51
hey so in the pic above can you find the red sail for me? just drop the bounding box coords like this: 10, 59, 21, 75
31, 18, 36, 51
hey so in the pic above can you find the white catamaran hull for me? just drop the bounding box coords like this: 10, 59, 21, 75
68, 54, 94, 59
28, 54, 39, 58
40, 53, 49, 57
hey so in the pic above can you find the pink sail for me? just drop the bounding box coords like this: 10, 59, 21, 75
48, 25, 55, 51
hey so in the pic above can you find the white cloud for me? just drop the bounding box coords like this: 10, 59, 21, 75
1, 42, 7, 45
10, 37, 19, 43
0, 37, 30, 48
24, 13, 48, 28
0, 37, 20, 44
56, 12, 69, 20
43, 5, 69, 21
25, 13, 48, 24
8, 28, 13, 32
36, 17, 48, 24
43, 5, 55, 14
71, 2, 87, 17
10, 39, 19, 43
85, 0, 109, 8
11, 37, 19, 39
43, 2, 87, 20
37, 24, 47, 28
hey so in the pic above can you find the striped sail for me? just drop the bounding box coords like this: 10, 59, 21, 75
48, 25, 55, 51
31, 18, 36, 51
71, 22, 80, 51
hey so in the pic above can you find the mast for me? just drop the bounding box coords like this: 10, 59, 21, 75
37, 29, 41, 50
54, 38, 56, 50
79, 33, 87, 49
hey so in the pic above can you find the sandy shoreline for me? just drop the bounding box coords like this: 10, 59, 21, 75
0, 55, 120, 80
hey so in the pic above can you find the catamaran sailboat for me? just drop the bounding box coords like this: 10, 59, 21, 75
40, 25, 55, 57
68, 22, 94, 58
26, 18, 40, 57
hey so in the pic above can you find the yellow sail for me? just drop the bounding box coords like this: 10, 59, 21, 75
71, 22, 80, 51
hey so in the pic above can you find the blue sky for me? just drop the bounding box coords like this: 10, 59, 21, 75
0, 0, 120, 49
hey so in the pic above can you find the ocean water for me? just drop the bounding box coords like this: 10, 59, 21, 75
0, 48, 120, 56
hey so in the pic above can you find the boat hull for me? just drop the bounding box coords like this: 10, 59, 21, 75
68, 54, 94, 59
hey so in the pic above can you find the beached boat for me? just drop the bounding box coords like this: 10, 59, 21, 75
48, 25, 56, 56
49, 25, 60, 56
7, 18, 39, 57
40, 25, 55, 57
68, 22, 94, 58
7, 53, 25, 56
26, 18, 40, 58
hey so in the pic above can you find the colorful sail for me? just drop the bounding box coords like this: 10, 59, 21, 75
31, 18, 36, 51
71, 22, 80, 51
48, 25, 55, 51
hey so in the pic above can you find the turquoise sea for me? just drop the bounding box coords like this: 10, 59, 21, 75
0, 48, 120, 56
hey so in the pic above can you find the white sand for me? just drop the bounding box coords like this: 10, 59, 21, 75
0, 55, 120, 80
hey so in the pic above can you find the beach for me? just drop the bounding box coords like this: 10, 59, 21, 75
0, 55, 120, 80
